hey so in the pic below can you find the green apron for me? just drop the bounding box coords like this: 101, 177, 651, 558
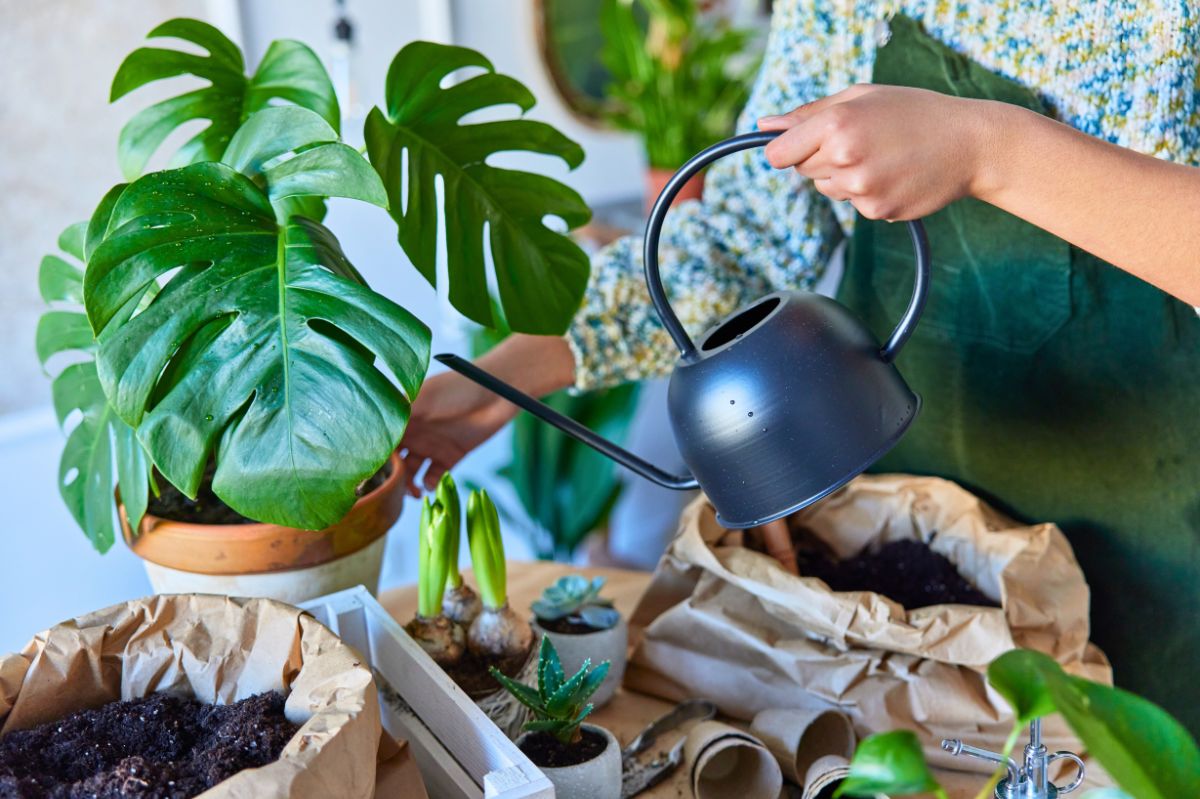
839, 14, 1200, 733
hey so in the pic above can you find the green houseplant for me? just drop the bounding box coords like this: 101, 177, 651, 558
837, 649, 1200, 799
37, 18, 593, 600
492, 636, 620, 799
600, 0, 760, 201
531, 575, 627, 708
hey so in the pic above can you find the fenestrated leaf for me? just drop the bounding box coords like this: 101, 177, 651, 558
84, 108, 429, 530
365, 41, 591, 334
38, 222, 151, 552
111, 18, 339, 179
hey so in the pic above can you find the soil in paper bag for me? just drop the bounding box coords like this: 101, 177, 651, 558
0, 691, 298, 798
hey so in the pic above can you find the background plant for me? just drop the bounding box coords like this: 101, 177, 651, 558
532, 575, 620, 630
600, 0, 760, 170
41, 18, 594, 545
472, 323, 639, 561
491, 636, 611, 745
836, 649, 1200, 799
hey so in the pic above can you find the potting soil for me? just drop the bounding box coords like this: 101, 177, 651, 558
788, 538, 998, 609
519, 727, 607, 768
0, 691, 298, 798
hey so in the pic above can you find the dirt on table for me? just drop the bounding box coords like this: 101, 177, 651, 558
750, 531, 998, 610
0, 691, 298, 799
148, 461, 391, 525
519, 727, 608, 768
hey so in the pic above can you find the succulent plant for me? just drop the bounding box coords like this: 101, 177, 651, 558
491, 636, 611, 745
532, 575, 620, 630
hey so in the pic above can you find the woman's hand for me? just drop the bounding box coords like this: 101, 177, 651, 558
399, 334, 576, 494
758, 84, 1002, 221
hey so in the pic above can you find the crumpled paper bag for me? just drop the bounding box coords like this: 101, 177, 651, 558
626, 474, 1111, 769
0, 594, 381, 798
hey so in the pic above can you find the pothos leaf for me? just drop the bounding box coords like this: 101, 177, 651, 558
987, 649, 1058, 723
84, 106, 429, 530
836, 731, 944, 798
37, 220, 150, 552
111, 18, 340, 180
365, 41, 591, 334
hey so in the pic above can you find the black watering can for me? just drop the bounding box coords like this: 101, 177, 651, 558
437, 131, 930, 528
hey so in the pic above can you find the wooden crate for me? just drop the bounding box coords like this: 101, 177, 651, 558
301, 587, 552, 799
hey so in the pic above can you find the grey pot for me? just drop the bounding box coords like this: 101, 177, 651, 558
533, 616, 627, 708
519, 724, 620, 799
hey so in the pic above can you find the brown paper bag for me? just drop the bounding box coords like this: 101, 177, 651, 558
0, 594, 381, 798
626, 475, 1111, 770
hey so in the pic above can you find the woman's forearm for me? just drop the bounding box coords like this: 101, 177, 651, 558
973, 102, 1200, 305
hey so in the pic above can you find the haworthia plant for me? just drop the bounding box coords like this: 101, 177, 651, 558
36, 220, 150, 552
83, 106, 430, 530
111, 18, 340, 179
365, 42, 592, 334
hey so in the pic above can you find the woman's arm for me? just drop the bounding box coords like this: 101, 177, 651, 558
759, 85, 1200, 306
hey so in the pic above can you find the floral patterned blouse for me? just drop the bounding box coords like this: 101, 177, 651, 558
565, 0, 1200, 391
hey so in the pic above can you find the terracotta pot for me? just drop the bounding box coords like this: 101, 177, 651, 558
517, 724, 620, 799
645, 167, 705, 213
119, 454, 405, 604
532, 616, 627, 708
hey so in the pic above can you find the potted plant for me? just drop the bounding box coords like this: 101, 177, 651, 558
599, 0, 760, 207
532, 575, 627, 707
492, 637, 620, 799
36, 18, 592, 602
835, 649, 1200, 799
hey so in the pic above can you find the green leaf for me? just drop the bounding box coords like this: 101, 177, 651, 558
490, 666, 545, 714
988, 649, 1058, 723
577, 660, 611, 700
547, 658, 593, 717
836, 731, 944, 798
538, 634, 567, 702
365, 41, 591, 334
83, 111, 429, 529
38, 223, 151, 552
111, 18, 339, 179
1046, 670, 1200, 799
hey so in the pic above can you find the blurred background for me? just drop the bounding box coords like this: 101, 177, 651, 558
0, 0, 769, 652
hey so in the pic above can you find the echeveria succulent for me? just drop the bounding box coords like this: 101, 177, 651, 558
532, 575, 620, 630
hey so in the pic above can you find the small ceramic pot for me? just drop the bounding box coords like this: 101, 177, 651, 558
519, 724, 620, 799
533, 616, 627, 707
118, 454, 405, 604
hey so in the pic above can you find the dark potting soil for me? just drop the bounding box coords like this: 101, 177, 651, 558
536, 616, 603, 635
147, 461, 391, 525
519, 728, 607, 769
0, 691, 298, 799
793, 539, 998, 610
445, 645, 532, 698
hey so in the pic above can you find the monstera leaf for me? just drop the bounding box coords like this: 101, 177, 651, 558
365, 42, 591, 334
111, 18, 340, 180
37, 216, 150, 552
84, 106, 430, 530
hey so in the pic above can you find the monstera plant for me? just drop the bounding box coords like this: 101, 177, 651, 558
38, 18, 592, 552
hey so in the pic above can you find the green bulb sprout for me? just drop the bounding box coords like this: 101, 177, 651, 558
437, 473, 481, 625
491, 636, 610, 746
405, 493, 464, 668
467, 488, 534, 666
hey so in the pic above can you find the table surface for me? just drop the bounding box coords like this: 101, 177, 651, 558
379, 561, 1109, 799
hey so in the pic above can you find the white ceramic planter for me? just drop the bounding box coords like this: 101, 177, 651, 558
142, 535, 386, 605
518, 724, 620, 799
533, 616, 627, 708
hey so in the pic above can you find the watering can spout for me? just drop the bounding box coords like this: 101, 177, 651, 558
434, 354, 700, 491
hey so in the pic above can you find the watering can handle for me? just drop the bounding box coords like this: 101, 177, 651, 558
644, 130, 931, 364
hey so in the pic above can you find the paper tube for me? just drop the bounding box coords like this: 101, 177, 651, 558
684, 720, 783, 799
750, 707, 856, 785
802, 754, 852, 799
